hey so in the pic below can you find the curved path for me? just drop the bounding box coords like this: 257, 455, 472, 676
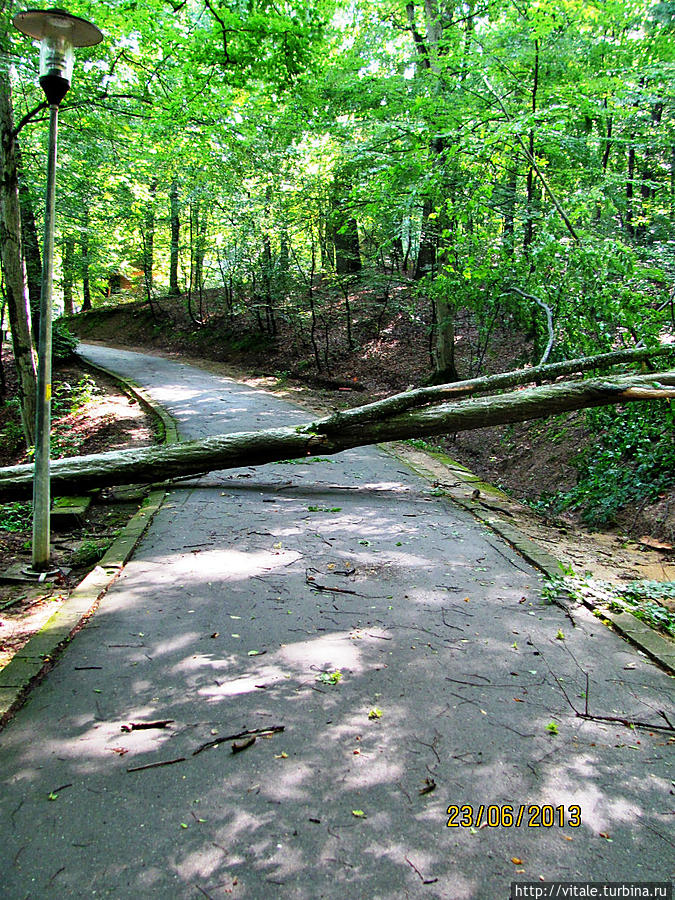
0, 344, 672, 898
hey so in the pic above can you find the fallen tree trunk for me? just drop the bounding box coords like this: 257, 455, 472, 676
1, 371, 674, 502
313, 344, 675, 433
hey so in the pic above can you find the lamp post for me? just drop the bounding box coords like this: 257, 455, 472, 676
13, 8, 102, 574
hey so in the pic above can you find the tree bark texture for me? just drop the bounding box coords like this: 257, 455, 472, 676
1, 368, 674, 502
169, 180, 180, 296
143, 177, 157, 292
62, 235, 74, 316
80, 211, 91, 311
17, 144, 42, 331
0, 68, 37, 445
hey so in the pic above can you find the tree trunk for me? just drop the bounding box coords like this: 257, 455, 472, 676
262, 235, 276, 335
415, 196, 437, 279
1, 366, 673, 502
601, 102, 613, 174
523, 40, 539, 255
169, 180, 180, 297
17, 144, 42, 331
0, 68, 37, 446
626, 144, 635, 237
80, 211, 92, 311
62, 235, 75, 316
432, 296, 458, 381
333, 211, 362, 275
636, 101, 663, 244
0, 294, 6, 397
502, 162, 518, 256
143, 177, 157, 293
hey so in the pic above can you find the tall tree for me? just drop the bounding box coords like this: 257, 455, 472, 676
0, 65, 37, 445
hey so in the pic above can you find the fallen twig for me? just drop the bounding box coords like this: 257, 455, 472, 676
574, 710, 675, 733
405, 857, 439, 885
121, 719, 174, 732
0, 596, 23, 611
305, 570, 361, 595
126, 756, 186, 773
548, 653, 675, 733
192, 725, 285, 756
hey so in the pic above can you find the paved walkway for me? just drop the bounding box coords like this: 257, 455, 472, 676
0, 344, 672, 899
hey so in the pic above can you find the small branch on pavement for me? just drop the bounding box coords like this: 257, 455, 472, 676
121, 719, 174, 732
192, 725, 285, 756
126, 756, 186, 773
405, 857, 439, 885
550, 658, 674, 733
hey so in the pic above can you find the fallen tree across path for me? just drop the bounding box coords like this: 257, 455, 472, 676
1, 368, 675, 502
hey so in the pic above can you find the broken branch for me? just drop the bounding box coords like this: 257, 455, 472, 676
192, 725, 285, 756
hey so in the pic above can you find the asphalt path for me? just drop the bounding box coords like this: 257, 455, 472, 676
0, 344, 672, 899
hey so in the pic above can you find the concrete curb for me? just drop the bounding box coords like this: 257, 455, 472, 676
78, 353, 180, 445
0, 353, 181, 727
386, 442, 675, 675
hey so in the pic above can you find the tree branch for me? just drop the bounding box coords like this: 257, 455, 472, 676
12, 100, 48, 137
483, 75, 581, 243
502, 286, 555, 365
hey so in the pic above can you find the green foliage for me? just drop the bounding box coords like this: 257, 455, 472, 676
69, 538, 111, 568
316, 670, 342, 684
52, 374, 100, 418
0, 501, 32, 534
52, 322, 79, 361
550, 572, 675, 637
6, 0, 675, 493
49, 375, 102, 457
555, 403, 675, 526
0, 399, 26, 458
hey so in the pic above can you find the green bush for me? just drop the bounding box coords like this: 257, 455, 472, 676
53, 321, 79, 360
0, 501, 32, 533
553, 402, 675, 527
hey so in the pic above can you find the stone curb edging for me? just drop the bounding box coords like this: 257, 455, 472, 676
385, 442, 675, 675
0, 352, 181, 728
77, 352, 180, 445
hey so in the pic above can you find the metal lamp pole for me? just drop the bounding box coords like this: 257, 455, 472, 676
13, 8, 102, 573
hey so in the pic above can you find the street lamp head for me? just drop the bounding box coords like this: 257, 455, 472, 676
12, 8, 103, 106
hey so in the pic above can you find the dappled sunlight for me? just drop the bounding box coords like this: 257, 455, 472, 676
167, 845, 226, 882
149, 632, 201, 658
259, 844, 307, 881
342, 751, 406, 790
198, 628, 393, 699
151, 384, 204, 405
198, 664, 291, 699
148, 547, 304, 581
277, 631, 366, 673
540, 757, 646, 832
264, 760, 317, 802
2, 345, 672, 897
170, 651, 242, 676
213, 808, 278, 851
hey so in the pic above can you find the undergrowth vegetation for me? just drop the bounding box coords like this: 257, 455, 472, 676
534, 403, 675, 527
544, 569, 675, 638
